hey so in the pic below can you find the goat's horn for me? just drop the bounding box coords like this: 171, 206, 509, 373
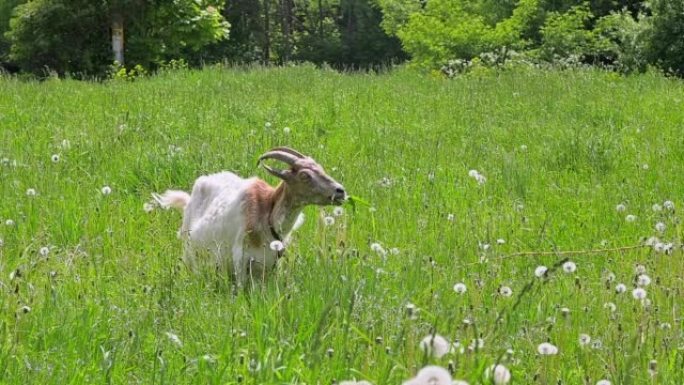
268, 146, 305, 159
257, 150, 300, 166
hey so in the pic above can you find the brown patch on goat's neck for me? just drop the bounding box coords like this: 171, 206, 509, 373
243, 180, 303, 248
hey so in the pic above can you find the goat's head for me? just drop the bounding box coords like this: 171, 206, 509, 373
258, 147, 347, 206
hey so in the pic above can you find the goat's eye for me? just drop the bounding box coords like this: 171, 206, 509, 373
298, 172, 311, 182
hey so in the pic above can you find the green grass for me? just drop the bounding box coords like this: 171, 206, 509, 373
1, 65, 683, 384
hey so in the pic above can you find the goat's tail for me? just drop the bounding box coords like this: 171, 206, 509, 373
152, 190, 191, 211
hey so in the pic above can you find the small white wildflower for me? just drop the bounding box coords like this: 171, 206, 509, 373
26, 188, 36, 197
659, 322, 672, 330
637, 274, 651, 287
269, 240, 284, 252
652, 203, 663, 212
499, 286, 513, 297
635, 264, 647, 274
101, 186, 112, 196
616, 203, 626, 213
615, 283, 627, 294
520, 144, 528, 151
663, 243, 674, 254
264, 122, 272, 129
468, 169, 479, 178
596, 380, 611, 385
562, 261, 577, 273
642, 164, 649, 170
453, 283, 467, 294
484, 364, 511, 385
537, 342, 558, 355
324, 216, 335, 226
653, 242, 665, 253
39, 246, 50, 257
452, 381, 469, 385
605, 271, 616, 282
165, 332, 183, 348
20, 305, 31, 313
283, 126, 291, 134
447, 213, 455, 222
632, 287, 647, 300
332, 207, 344, 217
143, 202, 155, 213
591, 340, 603, 349
51, 154, 60, 163
534, 265, 548, 278
604, 302, 617, 312
475, 174, 487, 185
655, 222, 666, 233
5, 219, 15, 227
419, 334, 450, 358
496, 238, 505, 245
663, 200, 675, 211
410, 365, 452, 385
515, 203, 524, 211
579, 334, 591, 346
625, 214, 636, 222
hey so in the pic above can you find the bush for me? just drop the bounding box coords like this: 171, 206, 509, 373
647, 0, 684, 76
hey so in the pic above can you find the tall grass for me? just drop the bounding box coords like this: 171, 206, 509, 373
1, 65, 683, 384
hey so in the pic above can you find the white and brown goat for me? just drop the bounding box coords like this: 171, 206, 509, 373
153, 147, 346, 285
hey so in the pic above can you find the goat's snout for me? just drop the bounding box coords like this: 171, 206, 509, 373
332, 185, 347, 203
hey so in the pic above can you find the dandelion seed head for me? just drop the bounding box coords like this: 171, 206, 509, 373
453, 283, 467, 294
447, 213, 455, 222
642, 163, 649, 170
485, 364, 511, 385
26, 188, 36, 196
637, 274, 651, 287
475, 174, 486, 185
419, 334, 450, 358
51, 154, 60, 163
596, 380, 611, 385
21, 305, 31, 313
165, 332, 183, 348
652, 203, 663, 212
534, 265, 548, 278
616, 203, 626, 213
537, 342, 559, 355
615, 283, 627, 294
283, 126, 291, 134
143, 202, 155, 213
269, 240, 284, 252
625, 214, 636, 222
520, 144, 528, 151
499, 286, 513, 297
324, 216, 335, 226
632, 287, 647, 300
101, 186, 112, 196
5, 219, 15, 227
264, 122, 272, 129
655, 222, 666, 233
635, 264, 647, 274
332, 207, 344, 217
562, 261, 577, 273
579, 334, 591, 346
603, 302, 617, 312
591, 340, 603, 349
468, 169, 479, 178
663, 200, 675, 210
496, 238, 506, 245
39, 246, 49, 257
413, 365, 452, 385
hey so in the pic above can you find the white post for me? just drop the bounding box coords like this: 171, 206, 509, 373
111, 14, 124, 65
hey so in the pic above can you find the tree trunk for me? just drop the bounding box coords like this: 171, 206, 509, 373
263, 0, 271, 63
281, 0, 292, 62
111, 12, 124, 65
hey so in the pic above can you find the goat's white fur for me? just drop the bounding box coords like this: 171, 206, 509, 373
153, 172, 304, 285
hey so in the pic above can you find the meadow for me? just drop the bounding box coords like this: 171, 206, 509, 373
0, 65, 683, 384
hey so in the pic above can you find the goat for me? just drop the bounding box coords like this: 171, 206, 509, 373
153, 147, 346, 285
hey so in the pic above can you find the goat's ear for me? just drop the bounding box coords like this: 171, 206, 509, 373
261, 162, 293, 181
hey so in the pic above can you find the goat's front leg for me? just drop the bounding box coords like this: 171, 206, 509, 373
231, 232, 247, 288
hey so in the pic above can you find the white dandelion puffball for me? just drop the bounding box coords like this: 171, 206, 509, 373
283, 126, 291, 134
625, 214, 636, 222
51, 154, 60, 163
603, 302, 617, 312
615, 203, 626, 212
413, 365, 452, 385
642, 163, 649, 170
165, 332, 183, 348
468, 169, 479, 178
39, 246, 50, 257
264, 122, 272, 129
499, 286, 513, 297
324, 216, 335, 226
520, 144, 528, 151
475, 174, 487, 185
534, 265, 548, 278
453, 283, 467, 294
579, 334, 591, 346
143, 202, 155, 213
26, 188, 36, 197
663, 200, 675, 210
562, 261, 577, 273
632, 287, 647, 300
537, 342, 559, 355
370, 242, 386, 256
635, 264, 647, 274
485, 364, 511, 385
652, 203, 662, 212
596, 380, 611, 385
332, 206, 344, 217
269, 240, 284, 252
5, 219, 15, 227
101, 186, 112, 196
637, 274, 651, 287
452, 381, 469, 385
447, 213, 455, 222
655, 222, 666, 233
496, 238, 506, 245
615, 283, 627, 294
419, 334, 450, 358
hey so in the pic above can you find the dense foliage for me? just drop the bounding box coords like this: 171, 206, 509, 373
1, 0, 684, 77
